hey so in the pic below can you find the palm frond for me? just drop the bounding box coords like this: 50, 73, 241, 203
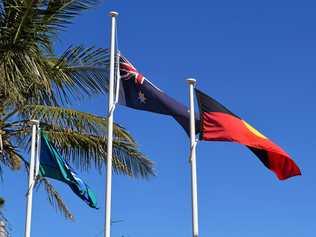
0, 197, 4, 208
36, 177, 74, 220
42, 128, 154, 178
13, 0, 34, 43
40, 0, 100, 32
1, 0, 109, 106
48, 46, 109, 102
0, 46, 109, 107
0, 135, 22, 170
0, 0, 155, 223
0, 0, 52, 51
0, 48, 58, 106
15, 105, 155, 178
0, 210, 11, 237
20, 104, 135, 144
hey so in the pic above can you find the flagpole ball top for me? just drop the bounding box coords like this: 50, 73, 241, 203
109, 11, 119, 17
187, 78, 196, 85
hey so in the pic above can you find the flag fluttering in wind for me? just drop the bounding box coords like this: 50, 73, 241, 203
195, 88, 301, 180
118, 55, 199, 135
39, 132, 98, 208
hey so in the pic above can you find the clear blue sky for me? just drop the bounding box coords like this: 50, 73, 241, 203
2, 0, 316, 236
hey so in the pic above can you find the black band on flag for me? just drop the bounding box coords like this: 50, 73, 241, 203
195, 88, 301, 180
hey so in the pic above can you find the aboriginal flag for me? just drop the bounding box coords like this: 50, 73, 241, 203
118, 55, 199, 135
195, 88, 301, 180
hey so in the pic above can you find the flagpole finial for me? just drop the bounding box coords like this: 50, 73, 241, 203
109, 11, 119, 17
187, 78, 196, 85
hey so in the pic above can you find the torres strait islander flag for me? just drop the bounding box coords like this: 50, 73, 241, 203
195, 88, 301, 180
118, 54, 200, 135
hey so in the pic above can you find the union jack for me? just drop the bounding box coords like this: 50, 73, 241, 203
119, 55, 145, 84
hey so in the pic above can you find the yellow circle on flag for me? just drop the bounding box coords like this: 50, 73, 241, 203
242, 120, 267, 139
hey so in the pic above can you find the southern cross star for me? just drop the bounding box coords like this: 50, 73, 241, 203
138, 91, 146, 104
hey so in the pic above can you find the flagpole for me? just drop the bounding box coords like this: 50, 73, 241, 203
187, 78, 199, 237
104, 11, 118, 237
24, 120, 39, 237
35, 126, 41, 178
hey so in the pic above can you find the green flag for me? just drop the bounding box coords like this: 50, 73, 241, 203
39, 132, 98, 209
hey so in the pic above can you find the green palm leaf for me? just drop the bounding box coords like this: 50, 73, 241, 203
20, 104, 136, 144
43, 129, 154, 178
0, 0, 154, 221
36, 177, 74, 220
41, 0, 100, 32
48, 46, 109, 103
18, 105, 154, 178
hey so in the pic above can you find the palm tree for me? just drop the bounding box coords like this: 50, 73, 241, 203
0, 198, 3, 209
0, 198, 9, 236
0, 0, 154, 219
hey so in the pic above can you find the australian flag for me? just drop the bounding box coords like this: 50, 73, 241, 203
118, 55, 199, 135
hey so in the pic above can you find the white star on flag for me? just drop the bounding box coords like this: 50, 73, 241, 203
138, 91, 146, 104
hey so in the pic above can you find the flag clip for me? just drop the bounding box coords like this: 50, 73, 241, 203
189, 139, 198, 163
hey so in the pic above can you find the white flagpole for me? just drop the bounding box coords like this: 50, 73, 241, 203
187, 78, 199, 237
104, 11, 118, 237
24, 120, 39, 237
35, 126, 41, 178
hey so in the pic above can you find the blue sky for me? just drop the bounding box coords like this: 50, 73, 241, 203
2, 0, 316, 236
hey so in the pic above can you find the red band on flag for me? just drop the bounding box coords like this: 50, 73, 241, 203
196, 89, 301, 180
